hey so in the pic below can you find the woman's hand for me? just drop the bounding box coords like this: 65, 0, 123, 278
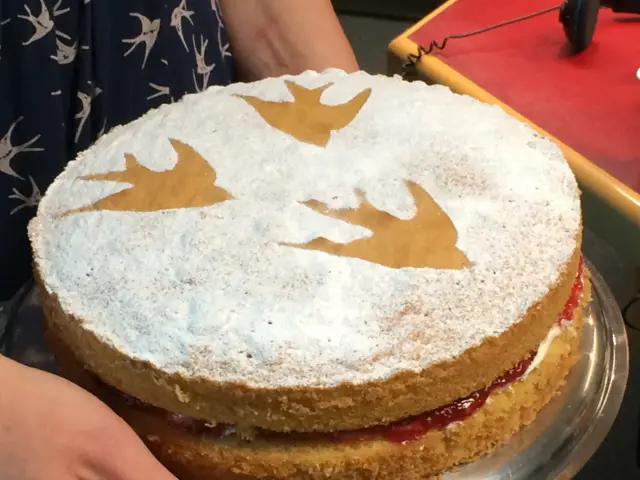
0, 355, 176, 480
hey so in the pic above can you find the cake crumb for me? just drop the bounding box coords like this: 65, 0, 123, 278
174, 384, 191, 403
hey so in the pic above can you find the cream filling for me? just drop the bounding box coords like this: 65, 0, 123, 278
521, 324, 564, 380
520, 273, 585, 380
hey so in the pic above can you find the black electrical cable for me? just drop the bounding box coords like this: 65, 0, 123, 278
402, 4, 562, 76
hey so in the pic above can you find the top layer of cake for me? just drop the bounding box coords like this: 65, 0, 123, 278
29, 70, 580, 392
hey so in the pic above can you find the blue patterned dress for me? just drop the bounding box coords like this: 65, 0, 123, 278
0, 0, 236, 300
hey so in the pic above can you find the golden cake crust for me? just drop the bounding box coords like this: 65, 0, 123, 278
36, 239, 582, 433
45, 282, 587, 479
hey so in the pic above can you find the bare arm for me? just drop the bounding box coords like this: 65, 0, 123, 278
219, 0, 359, 81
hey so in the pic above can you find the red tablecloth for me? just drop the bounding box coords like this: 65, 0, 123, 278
410, 0, 640, 192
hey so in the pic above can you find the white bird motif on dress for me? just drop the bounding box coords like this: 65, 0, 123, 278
148, 83, 173, 102
52, 0, 70, 16
18, 0, 70, 46
171, 0, 194, 52
9, 176, 42, 215
74, 84, 102, 143
97, 118, 108, 139
192, 35, 215, 92
211, 0, 232, 59
0, 118, 44, 179
51, 38, 78, 65
122, 13, 161, 69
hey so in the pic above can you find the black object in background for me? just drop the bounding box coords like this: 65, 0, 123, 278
560, 0, 601, 53
331, 0, 445, 21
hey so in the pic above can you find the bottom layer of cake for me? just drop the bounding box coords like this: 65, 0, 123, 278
46, 306, 584, 480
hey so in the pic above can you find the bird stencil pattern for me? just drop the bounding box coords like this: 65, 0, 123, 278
60, 139, 233, 216
0, 0, 236, 299
236, 81, 372, 147
281, 181, 471, 270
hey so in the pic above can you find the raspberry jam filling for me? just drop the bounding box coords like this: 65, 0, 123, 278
114, 258, 584, 445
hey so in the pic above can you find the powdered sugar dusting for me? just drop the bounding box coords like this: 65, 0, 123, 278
29, 70, 581, 388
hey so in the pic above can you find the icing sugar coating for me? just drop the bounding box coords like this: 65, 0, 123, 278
29, 70, 581, 388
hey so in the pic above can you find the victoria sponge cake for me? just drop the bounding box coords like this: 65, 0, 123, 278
29, 69, 588, 479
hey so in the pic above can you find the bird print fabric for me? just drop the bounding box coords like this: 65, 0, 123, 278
0, 0, 236, 300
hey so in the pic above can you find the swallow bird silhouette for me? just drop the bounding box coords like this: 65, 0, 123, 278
281, 180, 471, 270
60, 139, 233, 216
235, 81, 372, 147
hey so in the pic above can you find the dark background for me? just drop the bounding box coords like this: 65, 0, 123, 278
332, 0, 444, 21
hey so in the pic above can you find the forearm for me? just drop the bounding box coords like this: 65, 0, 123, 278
220, 0, 359, 81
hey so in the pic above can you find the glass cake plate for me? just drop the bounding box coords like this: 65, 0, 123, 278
443, 260, 629, 479
1, 260, 629, 480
